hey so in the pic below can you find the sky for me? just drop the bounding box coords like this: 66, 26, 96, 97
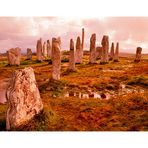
0, 17, 148, 53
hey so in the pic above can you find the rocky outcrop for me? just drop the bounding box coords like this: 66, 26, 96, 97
6, 67, 43, 130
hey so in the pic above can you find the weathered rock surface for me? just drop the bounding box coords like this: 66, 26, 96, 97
96, 46, 102, 59
7, 47, 21, 65
47, 40, 51, 58
82, 28, 85, 49
27, 48, 32, 60
43, 41, 47, 57
89, 33, 96, 63
109, 42, 114, 61
100, 35, 109, 64
69, 39, 76, 71
36, 38, 43, 62
75, 36, 83, 64
51, 37, 61, 80
114, 42, 119, 62
6, 67, 43, 130
134, 47, 142, 62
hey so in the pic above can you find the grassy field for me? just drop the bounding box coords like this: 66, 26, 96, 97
0, 54, 148, 131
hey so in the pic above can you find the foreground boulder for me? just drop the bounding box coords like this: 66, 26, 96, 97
7, 47, 21, 65
6, 67, 43, 130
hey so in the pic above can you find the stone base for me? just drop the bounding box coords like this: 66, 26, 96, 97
100, 62, 108, 65
113, 59, 119, 62
109, 58, 113, 61
134, 60, 140, 63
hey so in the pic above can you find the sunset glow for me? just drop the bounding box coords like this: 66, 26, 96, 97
0, 17, 148, 53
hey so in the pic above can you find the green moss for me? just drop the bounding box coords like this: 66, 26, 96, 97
127, 75, 148, 87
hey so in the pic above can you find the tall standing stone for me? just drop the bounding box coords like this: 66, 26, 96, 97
75, 36, 83, 64
7, 47, 21, 66
36, 38, 43, 62
47, 40, 51, 58
27, 48, 32, 60
96, 46, 102, 59
100, 35, 109, 64
89, 33, 96, 63
134, 47, 142, 62
68, 39, 76, 71
51, 37, 61, 80
6, 67, 43, 130
82, 28, 85, 50
114, 42, 119, 62
109, 42, 114, 61
43, 41, 47, 57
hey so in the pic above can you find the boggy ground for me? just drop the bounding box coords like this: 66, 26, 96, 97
0, 53, 148, 131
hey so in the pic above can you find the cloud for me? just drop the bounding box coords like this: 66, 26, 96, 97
0, 17, 148, 53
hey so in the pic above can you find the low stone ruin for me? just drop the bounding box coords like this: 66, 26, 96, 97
134, 47, 142, 62
51, 37, 61, 80
7, 47, 21, 66
6, 67, 43, 130
27, 48, 32, 60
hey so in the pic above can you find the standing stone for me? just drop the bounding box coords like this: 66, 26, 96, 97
96, 46, 102, 59
114, 42, 119, 62
51, 37, 61, 80
89, 33, 96, 63
36, 38, 43, 62
68, 39, 76, 71
134, 47, 142, 62
43, 41, 47, 58
47, 40, 51, 58
82, 28, 85, 50
6, 67, 43, 130
100, 35, 109, 64
27, 48, 32, 60
75, 36, 83, 64
7, 47, 21, 66
109, 42, 114, 61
